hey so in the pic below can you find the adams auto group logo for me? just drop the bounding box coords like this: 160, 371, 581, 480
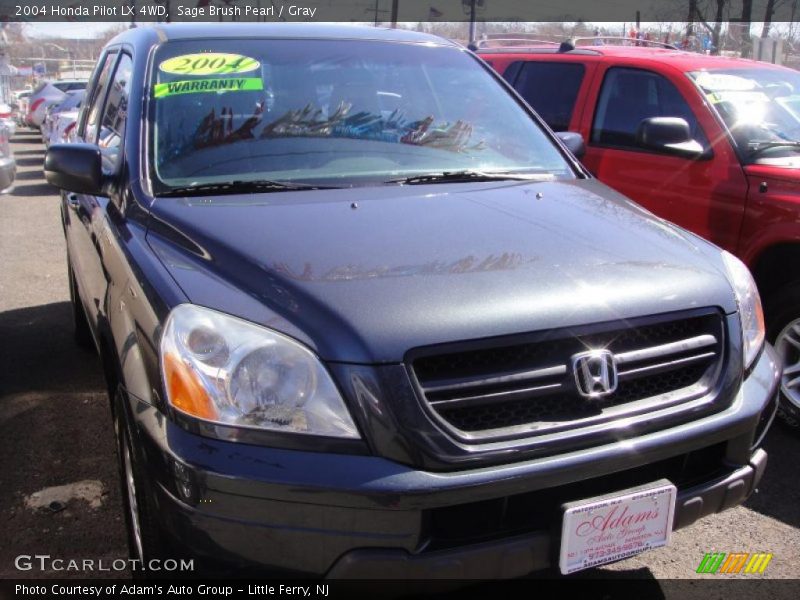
696, 552, 773, 574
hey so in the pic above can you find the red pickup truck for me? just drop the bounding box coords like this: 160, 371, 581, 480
480, 40, 800, 430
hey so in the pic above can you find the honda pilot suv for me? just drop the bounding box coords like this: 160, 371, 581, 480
46, 24, 778, 578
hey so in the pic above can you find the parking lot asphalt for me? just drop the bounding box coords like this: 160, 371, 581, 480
0, 130, 798, 588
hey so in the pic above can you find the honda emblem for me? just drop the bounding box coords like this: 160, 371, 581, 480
572, 350, 618, 399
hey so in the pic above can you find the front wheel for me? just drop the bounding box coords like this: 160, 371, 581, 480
113, 390, 170, 571
765, 284, 800, 431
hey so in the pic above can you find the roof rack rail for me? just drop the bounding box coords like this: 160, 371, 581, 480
571, 36, 679, 50
476, 38, 561, 49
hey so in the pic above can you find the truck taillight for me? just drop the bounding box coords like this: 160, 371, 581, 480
62, 122, 76, 140
30, 98, 45, 113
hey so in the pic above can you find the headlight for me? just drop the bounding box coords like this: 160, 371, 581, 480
160, 304, 360, 438
722, 251, 765, 369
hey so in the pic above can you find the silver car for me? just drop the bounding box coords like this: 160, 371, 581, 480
0, 121, 16, 191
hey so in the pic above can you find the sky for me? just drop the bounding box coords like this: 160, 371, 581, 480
24, 22, 120, 39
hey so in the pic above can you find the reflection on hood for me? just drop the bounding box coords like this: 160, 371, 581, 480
271, 252, 536, 282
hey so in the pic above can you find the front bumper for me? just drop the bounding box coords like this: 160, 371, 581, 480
326, 449, 767, 578
128, 344, 779, 577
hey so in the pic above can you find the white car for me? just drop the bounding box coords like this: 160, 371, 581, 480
26, 80, 86, 129
13, 91, 31, 127
0, 103, 17, 138
48, 108, 80, 146
42, 90, 84, 146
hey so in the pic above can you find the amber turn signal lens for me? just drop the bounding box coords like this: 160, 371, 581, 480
164, 354, 217, 420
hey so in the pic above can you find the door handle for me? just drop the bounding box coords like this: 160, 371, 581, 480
66, 193, 79, 210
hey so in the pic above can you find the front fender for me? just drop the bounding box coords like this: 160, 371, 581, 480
105, 212, 187, 408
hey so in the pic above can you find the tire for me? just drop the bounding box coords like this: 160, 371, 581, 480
67, 262, 95, 351
113, 390, 170, 574
765, 283, 800, 432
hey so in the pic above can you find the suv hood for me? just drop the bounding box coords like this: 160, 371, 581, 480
147, 179, 736, 363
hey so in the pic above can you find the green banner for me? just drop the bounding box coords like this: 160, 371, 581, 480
154, 77, 263, 98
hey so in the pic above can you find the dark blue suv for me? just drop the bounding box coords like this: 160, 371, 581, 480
45, 24, 778, 578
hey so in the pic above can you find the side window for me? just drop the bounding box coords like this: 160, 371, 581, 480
501, 61, 523, 85
513, 62, 585, 131
592, 67, 708, 150
83, 52, 118, 143
97, 54, 133, 175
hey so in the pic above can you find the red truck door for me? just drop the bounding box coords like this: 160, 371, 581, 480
492, 55, 600, 133
577, 64, 748, 253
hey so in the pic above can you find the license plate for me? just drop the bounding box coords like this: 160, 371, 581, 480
559, 479, 677, 575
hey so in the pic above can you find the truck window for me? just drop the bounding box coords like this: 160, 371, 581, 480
592, 67, 707, 150
83, 52, 118, 143
514, 62, 585, 131
98, 54, 133, 175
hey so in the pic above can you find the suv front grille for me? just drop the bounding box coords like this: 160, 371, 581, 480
409, 310, 725, 441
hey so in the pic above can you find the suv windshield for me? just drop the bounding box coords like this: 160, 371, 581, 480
53, 81, 87, 92
150, 39, 574, 192
689, 68, 800, 160
56, 90, 85, 111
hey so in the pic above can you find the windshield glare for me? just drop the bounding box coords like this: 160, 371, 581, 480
689, 68, 800, 158
151, 39, 574, 191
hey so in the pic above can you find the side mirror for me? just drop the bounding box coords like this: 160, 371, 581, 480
44, 143, 103, 195
635, 117, 706, 159
555, 131, 585, 159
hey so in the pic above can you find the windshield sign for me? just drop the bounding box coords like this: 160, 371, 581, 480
150, 40, 574, 192
689, 67, 800, 160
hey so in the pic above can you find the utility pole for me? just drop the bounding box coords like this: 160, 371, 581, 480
367, 1, 390, 27
468, 0, 477, 47
741, 0, 753, 58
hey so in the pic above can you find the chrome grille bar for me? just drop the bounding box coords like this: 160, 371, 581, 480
615, 334, 717, 366
411, 312, 725, 439
424, 364, 567, 395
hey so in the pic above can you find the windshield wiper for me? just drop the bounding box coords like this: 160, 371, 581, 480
384, 170, 553, 185
747, 141, 800, 158
158, 179, 339, 197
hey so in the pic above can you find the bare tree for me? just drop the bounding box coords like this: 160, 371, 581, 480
688, 0, 727, 53
762, 0, 791, 38
741, 0, 753, 57
789, 0, 799, 40
98, 24, 130, 45
687, 0, 698, 36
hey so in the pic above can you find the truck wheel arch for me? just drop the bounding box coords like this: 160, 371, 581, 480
750, 242, 800, 311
